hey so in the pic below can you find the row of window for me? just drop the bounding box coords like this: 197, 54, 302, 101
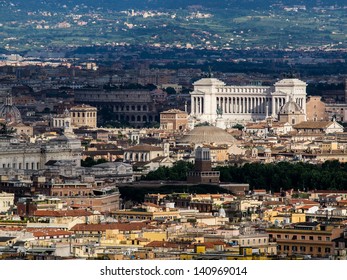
52, 192, 93, 197
240, 238, 267, 245
2, 162, 39, 170
72, 112, 96, 118
275, 234, 330, 241
114, 105, 148, 111
279, 245, 331, 253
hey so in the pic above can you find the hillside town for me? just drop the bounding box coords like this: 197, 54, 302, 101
0, 66, 347, 260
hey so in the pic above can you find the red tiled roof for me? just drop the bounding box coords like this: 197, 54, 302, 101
33, 210, 94, 217
71, 222, 150, 232
27, 229, 73, 238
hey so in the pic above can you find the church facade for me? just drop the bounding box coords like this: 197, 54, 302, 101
190, 78, 307, 126
0, 135, 82, 171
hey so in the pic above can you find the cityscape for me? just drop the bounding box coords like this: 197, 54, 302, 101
1, 0, 347, 261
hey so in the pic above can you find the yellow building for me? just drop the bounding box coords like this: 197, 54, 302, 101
263, 211, 306, 225
70, 104, 97, 128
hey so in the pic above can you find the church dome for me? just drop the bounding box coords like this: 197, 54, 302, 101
278, 100, 303, 115
0, 94, 22, 123
178, 125, 235, 145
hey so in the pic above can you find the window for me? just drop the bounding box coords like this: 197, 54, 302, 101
325, 248, 331, 253
309, 236, 314, 240
285, 235, 289, 239
300, 246, 306, 252
309, 247, 313, 252
318, 247, 322, 253
318, 236, 322, 241
301, 236, 305, 240
326, 237, 330, 241
292, 246, 297, 252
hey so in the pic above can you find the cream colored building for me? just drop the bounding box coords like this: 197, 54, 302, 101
278, 100, 306, 125
70, 104, 97, 128
123, 144, 164, 163
0, 192, 14, 213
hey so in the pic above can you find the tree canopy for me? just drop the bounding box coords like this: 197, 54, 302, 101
216, 160, 347, 192
142, 160, 194, 181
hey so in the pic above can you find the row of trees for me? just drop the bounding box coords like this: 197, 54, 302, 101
142, 161, 194, 181
216, 160, 347, 192
143, 160, 347, 191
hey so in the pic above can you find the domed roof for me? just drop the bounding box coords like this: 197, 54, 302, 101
178, 125, 235, 145
279, 100, 303, 115
0, 94, 22, 123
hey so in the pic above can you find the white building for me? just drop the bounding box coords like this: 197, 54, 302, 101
0, 192, 14, 213
0, 134, 82, 170
190, 77, 307, 126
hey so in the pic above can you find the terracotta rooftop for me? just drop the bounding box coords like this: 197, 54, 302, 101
293, 121, 333, 129
125, 144, 163, 152
33, 210, 94, 217
71, 222, 151, 232
27, 229, 73, 238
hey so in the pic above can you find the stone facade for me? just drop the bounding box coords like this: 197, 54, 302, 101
124, 144, 164, 163
306, 96, 328, 121
187, 147, 220, 184
160, 109, 188, 130
0, 192, 14, 213
70, 104, 97, 128
190, 78, 307, 126
74, 88, 157, 127
0, 134, 82, 170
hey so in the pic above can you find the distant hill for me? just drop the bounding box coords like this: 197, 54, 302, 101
4, 0, 346, 11
1, 0, 345, 51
